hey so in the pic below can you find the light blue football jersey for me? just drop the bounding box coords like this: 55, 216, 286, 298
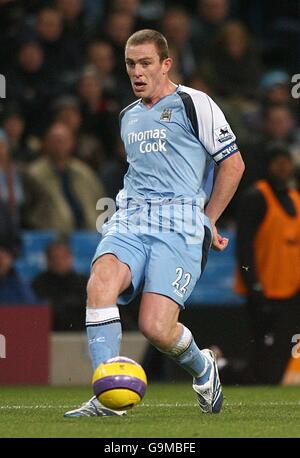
118, 84, 239, 208
94, 85, 240, 306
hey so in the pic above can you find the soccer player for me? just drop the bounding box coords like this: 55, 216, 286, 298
64, 29, 245, 417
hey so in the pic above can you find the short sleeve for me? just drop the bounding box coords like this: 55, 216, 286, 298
198, 95, 239, 163
180, 88, 240, 164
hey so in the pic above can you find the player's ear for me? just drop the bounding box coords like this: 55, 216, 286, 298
162, 57, 173, 74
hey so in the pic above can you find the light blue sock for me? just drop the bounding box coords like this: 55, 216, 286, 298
162, 325, 211, 381
86, 306, 122, 371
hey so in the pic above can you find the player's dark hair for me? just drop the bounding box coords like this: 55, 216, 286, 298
126, 29, 169, 62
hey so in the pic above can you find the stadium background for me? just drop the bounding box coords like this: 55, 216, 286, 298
0, 0, 300, 388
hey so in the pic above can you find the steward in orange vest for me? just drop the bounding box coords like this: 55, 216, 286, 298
236, 179, 300, 299
235, 145, 300, 384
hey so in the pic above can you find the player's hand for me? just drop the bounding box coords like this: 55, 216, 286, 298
211, 224, 229, 251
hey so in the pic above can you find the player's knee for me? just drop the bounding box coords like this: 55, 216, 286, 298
87, 265, 118, 307
139, 318, 171, 350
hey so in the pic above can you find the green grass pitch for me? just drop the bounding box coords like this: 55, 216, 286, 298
0, 384, 299, 438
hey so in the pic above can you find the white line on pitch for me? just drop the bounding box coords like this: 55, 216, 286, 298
0, 401, 300, 410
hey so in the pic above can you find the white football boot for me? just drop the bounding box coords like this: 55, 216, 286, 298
64, 396, 127, 417
192, 349, 223, 414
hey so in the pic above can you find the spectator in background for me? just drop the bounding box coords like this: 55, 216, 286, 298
102, 10, 136, 85
55, 0, 90, 55
78, 66, 119, 158
259, 70, 300, 126
235, 145, 300, 384
23, 122, 105, 234
200, 21, 263, 101
101, 137, 128, 200
241, 104, 300, 194
36, 6, 83, 89
107, 0, 166, 31
0, 129, 24, 228
262, 105, 300, 145
7, 37, 59, 136
191, 0, 230, 57
0, 0, 37, 72
53, 95, 106, 170
2, 107, 38, 163
52, 96, 82, 137
161, 8, 196, 81
84, 0, 106, 29
0, 127, 22, 256
263, 2, 300, 74
106, 0, 140, 19
86, 40, 127, 103
32, 241, 87, 331
0, 245, 36, 304
260, 70, 291, 105
230, 103, 300, 223
56, 0, 86, 35
36, 7, 64, 67
87, 40, 116, 90
0, 200, 20, 258
105, 0, 167, 49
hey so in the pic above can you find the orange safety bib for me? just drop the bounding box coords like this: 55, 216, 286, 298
235, 180, 300, 299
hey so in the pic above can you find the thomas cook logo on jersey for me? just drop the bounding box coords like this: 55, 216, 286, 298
215, 125, 233, 143
160, 108, 172, 121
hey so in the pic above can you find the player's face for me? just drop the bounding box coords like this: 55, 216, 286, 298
125, 43, 171, 103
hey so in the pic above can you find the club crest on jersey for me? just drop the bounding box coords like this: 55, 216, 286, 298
215, 125, 233, 143
160, 108, 172, 121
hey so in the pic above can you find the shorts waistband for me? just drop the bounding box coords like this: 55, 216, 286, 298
118, 196, 205, 209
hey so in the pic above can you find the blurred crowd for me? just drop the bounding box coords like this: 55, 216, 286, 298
0, 0, 300, 236
0, 0, 299, 238
0, 0, 300, 352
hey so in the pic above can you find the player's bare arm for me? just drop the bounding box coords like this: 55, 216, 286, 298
205, 152, 245, 251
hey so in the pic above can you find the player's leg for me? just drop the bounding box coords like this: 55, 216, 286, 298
86, 228, 147, 373
86, 253, 131, 371
139, 293, 222, 414
64, 254, 132, 418
139, 293, 208, 378
64, 231, 147, 417
140, 211, 222, 413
